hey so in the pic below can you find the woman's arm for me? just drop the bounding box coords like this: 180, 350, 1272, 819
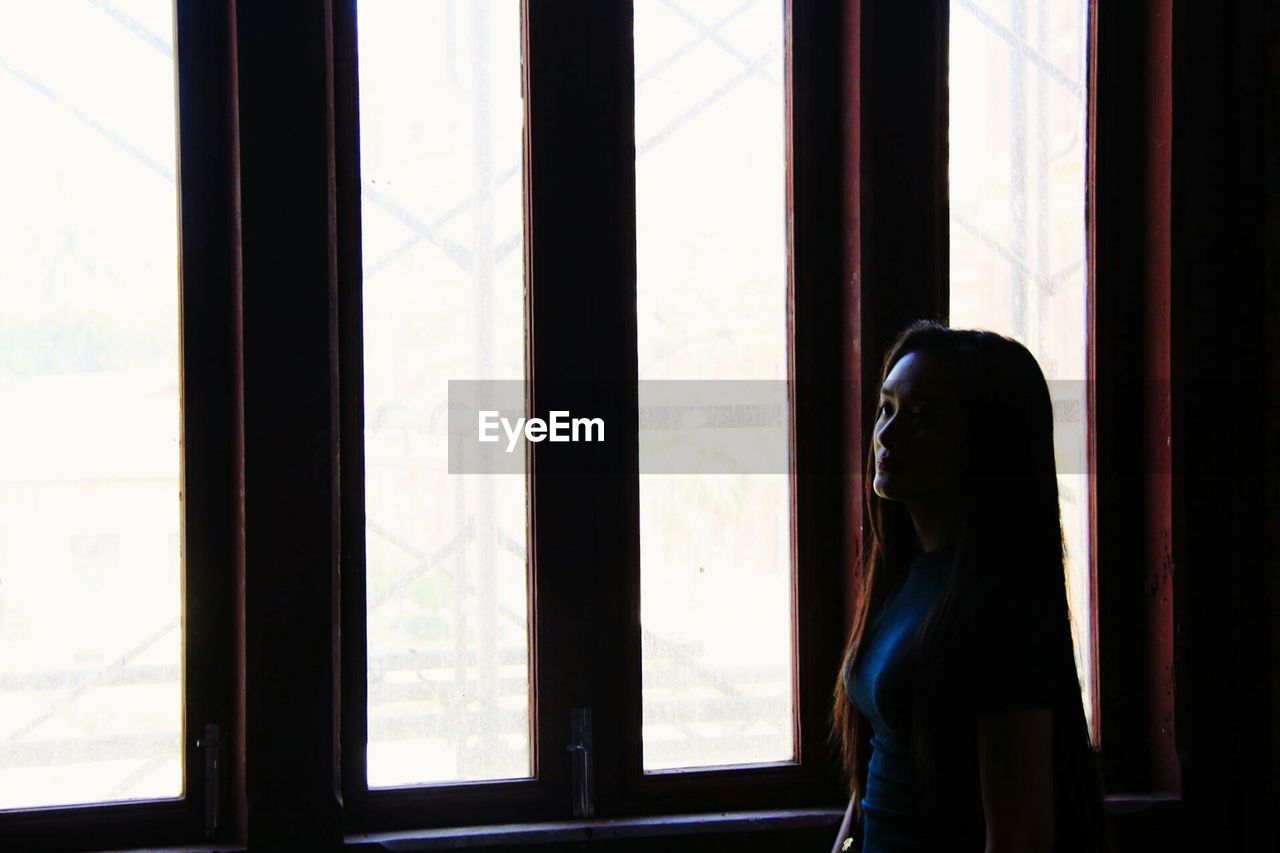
977, 708, 1054, 853
830, 793, 856, 853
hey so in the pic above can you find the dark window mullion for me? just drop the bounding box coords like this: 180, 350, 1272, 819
175, 0, 239, 842
231, 0, 342, 846
335, 0, 371, 827
789, 0, 861, 807
1090, 0, 1189, 801
524, 0, 635, 823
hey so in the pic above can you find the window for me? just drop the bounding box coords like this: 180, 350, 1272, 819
356, 0, 532, 789
0, 0, 233, 847
339, 0, 846, 832
0, 0, 183, 811
633, 0, 794, 773
946, 0, 1096, 740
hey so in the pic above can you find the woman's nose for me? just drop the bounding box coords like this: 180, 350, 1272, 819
876, 415, 898, 449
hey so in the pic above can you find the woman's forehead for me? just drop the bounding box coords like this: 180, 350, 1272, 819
881, 351, 957, 403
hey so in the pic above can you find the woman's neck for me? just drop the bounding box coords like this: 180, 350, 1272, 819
905, 498, 959, 554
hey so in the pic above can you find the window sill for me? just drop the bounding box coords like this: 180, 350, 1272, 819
77, 798, 1177, 852
1103, 792, 1182, 814
345, 808, 845, 850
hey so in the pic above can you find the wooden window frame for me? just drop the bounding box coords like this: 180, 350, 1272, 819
1089, 0, 1182, 804
0, 0, 238, 849
335, 0, 852, 833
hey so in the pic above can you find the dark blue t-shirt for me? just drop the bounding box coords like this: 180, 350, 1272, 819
845, 547, 957, 849
844, 547, 1060, 852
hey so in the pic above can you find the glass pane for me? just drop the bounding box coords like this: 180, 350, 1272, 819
948, 0, 1096, 739
0, 1, 183, 809
634, 0, 794, 771
357, 0, 531, 787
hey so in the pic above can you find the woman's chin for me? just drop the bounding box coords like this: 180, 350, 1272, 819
873, 471, 903, 500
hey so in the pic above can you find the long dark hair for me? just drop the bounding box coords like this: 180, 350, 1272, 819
829, 319, 1109, 849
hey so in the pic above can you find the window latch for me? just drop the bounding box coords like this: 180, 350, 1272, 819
566, 707, 594, 818
196, 723, 223, 838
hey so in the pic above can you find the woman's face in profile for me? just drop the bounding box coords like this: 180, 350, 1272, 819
872, 350, 968, 505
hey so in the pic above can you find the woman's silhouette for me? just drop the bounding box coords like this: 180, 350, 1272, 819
829, 320, 1110, 852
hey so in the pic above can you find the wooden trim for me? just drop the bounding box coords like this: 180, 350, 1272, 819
1091, 0, 1157, 793
177, 0, 239, 840
574, 0, 638, 821
333, 0, 370, 830
228, 0, 246, 837
1140, 0, 1178, 796
841, 0, 865, 642
345, 808, 844, 850
855, 0, 950, 364
0, 800, 195, 853
789, 0, 860, 807
1084, 0, 1102, 753
1091, 0, 1183, 797
231, 0, 343, 845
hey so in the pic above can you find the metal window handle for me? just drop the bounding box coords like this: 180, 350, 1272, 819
196, 723, 222, 838
567, 707, 594, 818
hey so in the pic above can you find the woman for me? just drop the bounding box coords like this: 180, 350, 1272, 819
829, 320, 1110, 852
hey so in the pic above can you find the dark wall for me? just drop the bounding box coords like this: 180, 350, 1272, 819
1169, 0, 1276, 849
1265, 0, 1280, 841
